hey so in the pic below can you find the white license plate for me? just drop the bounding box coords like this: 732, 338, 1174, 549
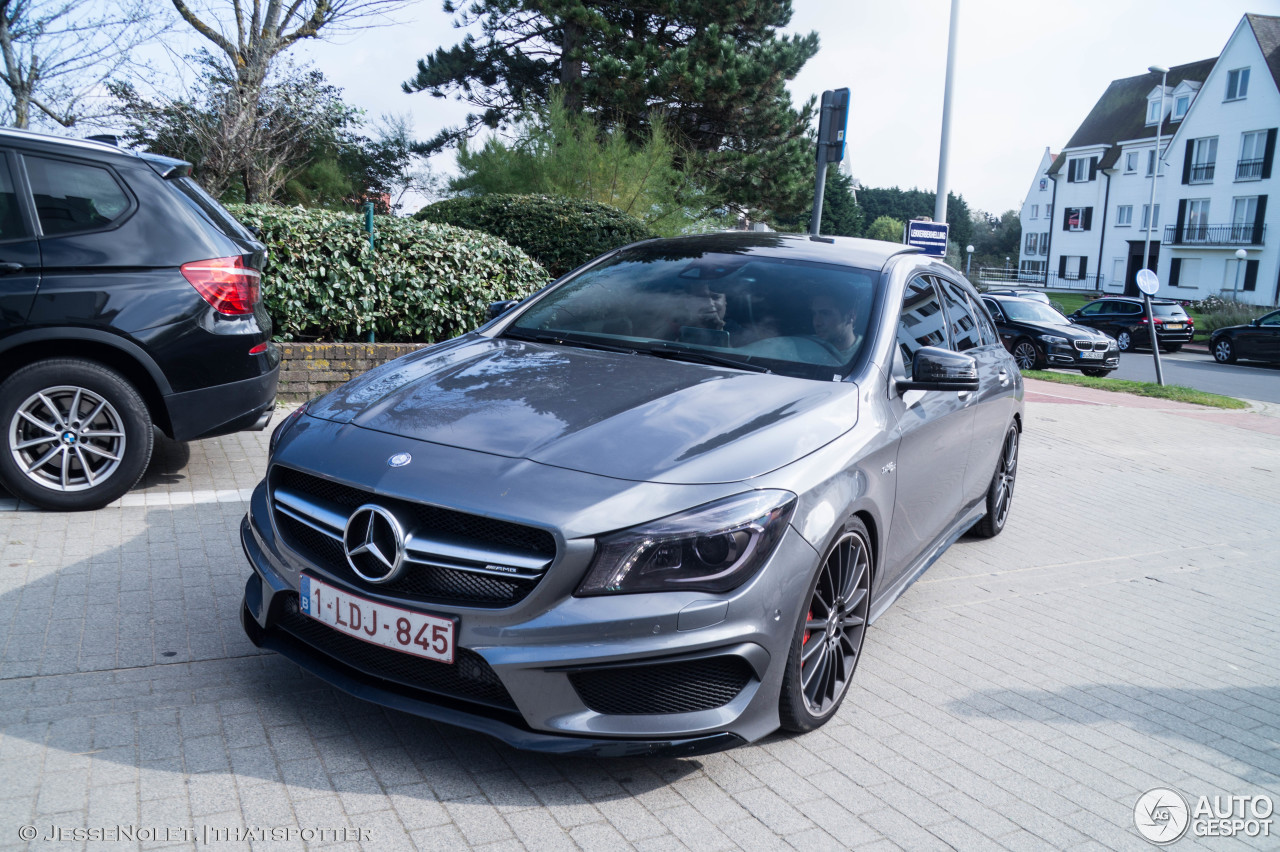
1165, 323, 1184, 330
300, 574, 455, 663
1081, 350, 1103, 359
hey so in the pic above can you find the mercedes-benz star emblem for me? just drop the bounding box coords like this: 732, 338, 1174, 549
388, 452, 412, 468
342, 504, 406, 583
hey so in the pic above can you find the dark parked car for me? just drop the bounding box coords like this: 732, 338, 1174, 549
1210, 308, 1280, 364
0, 128, 279, 510
1068, 296, 1194, 352
981, 294, 1119, 376
241, 233, 1024, 756
983, 288, 1052, 305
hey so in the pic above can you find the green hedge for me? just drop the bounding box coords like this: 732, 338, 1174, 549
228, 204, 549, 343
415, 194, 653, 277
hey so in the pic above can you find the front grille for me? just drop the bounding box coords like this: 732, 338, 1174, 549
272, 466, 554, 607
569, 656, 755, 715
1074, 339, 1110, 351
272, 592, 517, 711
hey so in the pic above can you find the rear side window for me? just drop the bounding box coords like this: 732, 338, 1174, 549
25, 156, 130, 236
0, 154, 29, 240
172, 176, 256, 242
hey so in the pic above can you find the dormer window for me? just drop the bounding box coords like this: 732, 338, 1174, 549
1146, 99, 1162, 124
1226, 68, 1250, 101
1173, 94, 1191, 120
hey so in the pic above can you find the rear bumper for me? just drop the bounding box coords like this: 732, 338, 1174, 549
165, 349, 280, 441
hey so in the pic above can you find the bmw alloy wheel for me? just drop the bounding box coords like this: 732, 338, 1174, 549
1012, 340, 1039, 370
9, 386, 127, 492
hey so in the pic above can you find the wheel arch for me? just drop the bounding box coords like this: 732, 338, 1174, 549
0, 331, 174, 436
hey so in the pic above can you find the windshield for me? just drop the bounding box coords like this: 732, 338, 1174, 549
1001, 300, 1070, 325
506, 246, 877, 380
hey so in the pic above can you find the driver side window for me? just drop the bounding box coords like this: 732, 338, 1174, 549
897, 277, 946, 379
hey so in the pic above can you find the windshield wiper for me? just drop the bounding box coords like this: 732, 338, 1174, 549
502, 327, 637, 355
638, 345, 770, 373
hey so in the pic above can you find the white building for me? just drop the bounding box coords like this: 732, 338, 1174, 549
1016, 148, 1054, 279
1020, 13, 1280, 306
1157, 14, 1280, 306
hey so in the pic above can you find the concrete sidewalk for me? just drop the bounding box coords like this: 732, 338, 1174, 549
2, 392, 1278, 851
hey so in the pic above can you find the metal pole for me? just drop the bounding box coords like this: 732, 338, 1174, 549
966, 245, 973, 277
1143, 66, 1167, 386
810, 159, 829, 236
934, 0, 959, 225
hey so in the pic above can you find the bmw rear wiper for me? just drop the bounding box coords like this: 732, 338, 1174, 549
502, 328, 637, 355
638, 345, 770, 373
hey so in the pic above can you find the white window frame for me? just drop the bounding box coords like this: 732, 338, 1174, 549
1238, 130, 1267, 180
1146, 149, 1157, 177
1069, 157, 1091, 182
1190, 137, 1217, 183
1232, 196, 1258, 241
1125, 152, 1139, 173
1173, 95, 1190, 120
1031, 204, 1038, 218
1186, 199, 1211, 241
1026, 232, 1038, 254
1141, 204, 1161, 230
1116, 205, 1133, 227
1146, 99, 1162, 125
1226, 67, 1250, 101
1066, 207, 1085, 231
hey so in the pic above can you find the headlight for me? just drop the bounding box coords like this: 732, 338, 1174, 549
269, 400, 310, 455
576, 491, 797, 596
1039, 335, 1069, 346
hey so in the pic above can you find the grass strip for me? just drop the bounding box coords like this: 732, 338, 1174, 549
1023, 370, 1249, 409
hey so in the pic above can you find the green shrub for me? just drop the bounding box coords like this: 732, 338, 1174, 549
1188, 294, 1272, 333
229, 204, 549, 343
415, 194, 653, 277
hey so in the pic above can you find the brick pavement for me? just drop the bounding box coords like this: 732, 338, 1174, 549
1, 391, 1278, 851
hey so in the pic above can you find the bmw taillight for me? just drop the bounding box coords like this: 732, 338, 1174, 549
182, 256, 261, 315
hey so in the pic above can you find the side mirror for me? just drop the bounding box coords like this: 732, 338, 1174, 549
896, 347, 980, 393
486, 299, 520, 321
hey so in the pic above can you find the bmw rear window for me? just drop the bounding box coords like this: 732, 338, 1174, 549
171, 176, 257, 242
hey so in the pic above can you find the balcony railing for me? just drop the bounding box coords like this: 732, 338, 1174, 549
1188, 162, 1215, 182
1236, 158, 1264, 180
1164, 223, 1265, 246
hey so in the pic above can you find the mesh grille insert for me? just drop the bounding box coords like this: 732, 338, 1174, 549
272, 593, 517, 711
272, 466, 553, 607
570, 656, 754, 715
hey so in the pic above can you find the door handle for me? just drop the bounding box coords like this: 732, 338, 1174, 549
0, 262, 24, 274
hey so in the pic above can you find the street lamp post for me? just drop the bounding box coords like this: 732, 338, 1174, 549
1233, 248, 1248, 300
1143, 64, 1168, 386
966, 244, 974, 278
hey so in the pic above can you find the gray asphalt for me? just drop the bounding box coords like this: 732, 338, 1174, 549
2, 391, 1279, 850
1074, 346, 1280, 403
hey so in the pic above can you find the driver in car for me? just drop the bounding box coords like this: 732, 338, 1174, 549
810, 289, 861, 359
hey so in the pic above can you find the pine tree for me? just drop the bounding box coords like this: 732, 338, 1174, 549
404, 0, 818, 222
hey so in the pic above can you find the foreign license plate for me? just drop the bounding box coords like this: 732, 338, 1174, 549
300, 574, 455, 663
1165, 323, 1184, 330
1081, 350, 1103, 359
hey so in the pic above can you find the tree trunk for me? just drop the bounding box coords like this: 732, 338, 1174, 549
560, 18, 583, 114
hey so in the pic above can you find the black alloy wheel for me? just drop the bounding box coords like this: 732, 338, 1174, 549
1012, 339, 1041, 370
971, 424, 1019, 539
0, 359, 153, 511
1212, 338, 1236, 363
779, 519, 872, 732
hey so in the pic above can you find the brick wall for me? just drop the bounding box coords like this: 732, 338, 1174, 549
278, 342, 427, 401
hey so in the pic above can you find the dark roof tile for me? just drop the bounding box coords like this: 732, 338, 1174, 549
1247, 14, 1280, 94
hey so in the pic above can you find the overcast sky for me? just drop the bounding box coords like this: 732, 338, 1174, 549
212, 0, 1269, 215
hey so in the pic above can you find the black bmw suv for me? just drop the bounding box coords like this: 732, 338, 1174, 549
0, 129, 279, 510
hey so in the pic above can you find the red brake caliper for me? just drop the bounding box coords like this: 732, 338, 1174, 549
801, 608, 813, 666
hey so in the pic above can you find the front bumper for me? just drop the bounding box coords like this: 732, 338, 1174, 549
239, 480, 816, 756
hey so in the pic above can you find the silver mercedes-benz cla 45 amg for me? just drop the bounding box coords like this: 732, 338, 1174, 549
240, 232, 1024, 756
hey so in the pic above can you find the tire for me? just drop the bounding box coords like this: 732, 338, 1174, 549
1212, 338, 1236, 363
1011, 339, 1041, 370
970, 424, 1019, 539
1115, 330, 1132, 352
779, 518, 872, 733
1162, 343, 1182, 353
0, 359, 153, 511
1081, 368, 1111, 378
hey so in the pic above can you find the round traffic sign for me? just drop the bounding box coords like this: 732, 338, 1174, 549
1136, 269, 1160, 295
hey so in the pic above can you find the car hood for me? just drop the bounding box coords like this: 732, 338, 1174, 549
306, 336, 858, 484
1017, 319, 1111, 340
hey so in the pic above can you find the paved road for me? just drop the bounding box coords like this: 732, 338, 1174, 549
2, 388, 1278, 851
1100, 346, 1280, 404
